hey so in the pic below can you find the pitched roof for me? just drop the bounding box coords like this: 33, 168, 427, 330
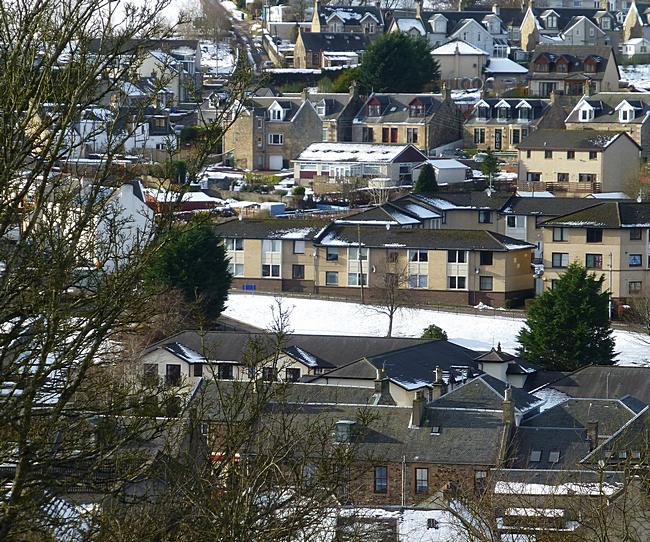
540, 202, 650, 228
431, 39, 489, 56
293, 142, 427, 164
354, 93, 445, 123
517, 129, 636, 151
214, 218, 330, 240
299, 32, 371, 53
316, 224, 534, 252
504, 196, 603, 217
317, 5, 382, 27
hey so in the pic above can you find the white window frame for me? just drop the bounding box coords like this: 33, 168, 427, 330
268, 133, 284, 145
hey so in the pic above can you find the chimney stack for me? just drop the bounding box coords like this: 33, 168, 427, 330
375, 367, 391, 397
502, 386, 515, 425
457, 0, 463, 11
492, 3, 500, 15
412, 390, 426, 427
416, 0, 423, 19
586, 421, 599, 451
441, 81, 449, 102
349, 79, 359, 99
583, 79, 592, 97
432, 366, 447, 400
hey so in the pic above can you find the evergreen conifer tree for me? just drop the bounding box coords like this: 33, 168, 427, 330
413, 163, 438, 193
517, 262, 616, 370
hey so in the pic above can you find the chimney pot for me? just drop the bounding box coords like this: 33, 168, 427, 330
502, 386, 515, 424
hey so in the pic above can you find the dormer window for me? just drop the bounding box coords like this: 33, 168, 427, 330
497, 106, 510, 121
477, 106, 490, 120
620, 107, 635, 122
579, 107, 594, 122
518, 108, 530, 121
410, 104, 425, 117
316, 102, 326, 116
602, 17, 610, 30
368, 103, 381, 116
534, 62, 549, 72
269, 106, 284, 121
547, 15, 557, 29
334, 420, 356, 443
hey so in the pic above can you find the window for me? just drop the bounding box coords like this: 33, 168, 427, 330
268, 133, 284, 145
478, 210, 492, 223
567, 150, 575, 159
579, 173, 597, 183
552, 252, 569, 268
479, 276, 493, 291
225, 238, 244, 251
477, 106, 490, 120
409, 250, 428, 262
553, 227, 568, 241
262, 239, 281, 252
415, 468, 428, 493
348, 247, 368, 261
548, 451, 561, 463
589, 151, 598, 160
526, 150, 532, 159
586, 229, 603, 243
506, 216, 516, 228
362, 127, 374, 142
262, 264, 280, 277
381, 127, 389, 143
557, 172, 569, 182
427, 518, 439, 530
629, 254, 642, 267
335, 421, 355, 443
293, 240, 305, 254
530, 450, 542, 462
474, 128, 485, 144
262, 367, 276, 381
325, 271, 338, 285
480, 251, 493, 266
448, 276, 467, 289
218, 364, 233, 380
386, 249, 399, 263
143, 364, 158, 384
165, 364, 181, 386
630, 228, 642, 241
527, 172, 541, 182
586, 253, 603, 269
270, 108, 282, 120
326, 247, 339, 261
368, 104, 381, 116
285, 368, 300, 382
193, 364, 203, 377
408, 274, 428, 288
512, 129, 520, 145
374, 466, 388, 493
544, 150, 553, 159
390, 127, 398, 143
407, 128, 418, 144
292, 264, 305, 279
229, 263, 244, 276
629, 281, 643, 294
303, 463, 317, 480
447, 250, 466, 263
348, 273, 367, 286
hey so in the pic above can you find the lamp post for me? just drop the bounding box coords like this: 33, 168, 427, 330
357, 223, 365, 304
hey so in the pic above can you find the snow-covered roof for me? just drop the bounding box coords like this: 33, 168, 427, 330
425, 159, 470, 170
484, 57, 528, 74
295, 143, 419, 163
431, 40, 489, 56
396, 18, 426, 35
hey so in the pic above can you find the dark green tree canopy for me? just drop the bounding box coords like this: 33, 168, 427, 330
480, 148, 500, 179
413, 163, 438, 193
421, 324, 448, 340
358, 32, 439, 93
517, 262, 616, 370
145, 215, 232, 320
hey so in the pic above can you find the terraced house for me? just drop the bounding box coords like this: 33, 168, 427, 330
540, 201, 650, 300
214, 217, 534, 307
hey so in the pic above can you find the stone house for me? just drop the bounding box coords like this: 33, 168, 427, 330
565, 92, 650, 159
293, 31, 370, 69
540, 201, 650, 300
516, 129, 640, 194
310, 2, 383, 36
527, 45, 620, 97
351, 91, 463, 154
464, 97, 550, 151
430, 39, 490, 83
222, 96, 322, 171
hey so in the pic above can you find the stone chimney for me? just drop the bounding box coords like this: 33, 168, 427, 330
375, 367, 391, 398
432, 366, 447, 400
502, 386, 515, 425
416, 0, 423, 19
457, 0, 463, 11
492, 3, 500, 15
586, 421, 599, 451
349, 79, 359, 99
301, 87, 309, 101
583, 79, 592, 97
441, 81, 449, 102
412, 390, 426, 427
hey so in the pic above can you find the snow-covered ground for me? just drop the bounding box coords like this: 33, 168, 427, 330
200, 41, 236, 75
620, 64, 650, 91
223, 294, 650, 366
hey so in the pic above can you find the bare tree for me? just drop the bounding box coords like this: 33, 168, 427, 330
366, 254, 411, 337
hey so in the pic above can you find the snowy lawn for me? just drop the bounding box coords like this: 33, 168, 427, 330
223, 294, 650, 366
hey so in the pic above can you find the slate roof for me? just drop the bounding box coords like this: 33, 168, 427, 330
214, 218, 330, 240
566, 92, 650, 124
146, 330, 427, 369
316, 224, 534, 252
317, 5, 382, 27
411, 191, 513, 211
540, 202, 650, 228
313, 340, 483, 389
467, 98, 549, 125
299, 32, 371, 53
529, 45, 614, 81
510, 426, 591, 469
430, 374, 543, 415
532, 366, 650, 404
504, 196, 603, 217
516, 129, 633, 151
354, 93, 445, 123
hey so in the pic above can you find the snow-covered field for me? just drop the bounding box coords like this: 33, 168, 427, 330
620, 64, 650, 91
200, 41, 236, 75
223, 294, 650, 366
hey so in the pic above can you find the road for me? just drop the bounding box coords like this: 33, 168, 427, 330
204, 0, 269, 72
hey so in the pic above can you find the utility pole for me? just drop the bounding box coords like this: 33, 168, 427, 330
358, 223, 365, 304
